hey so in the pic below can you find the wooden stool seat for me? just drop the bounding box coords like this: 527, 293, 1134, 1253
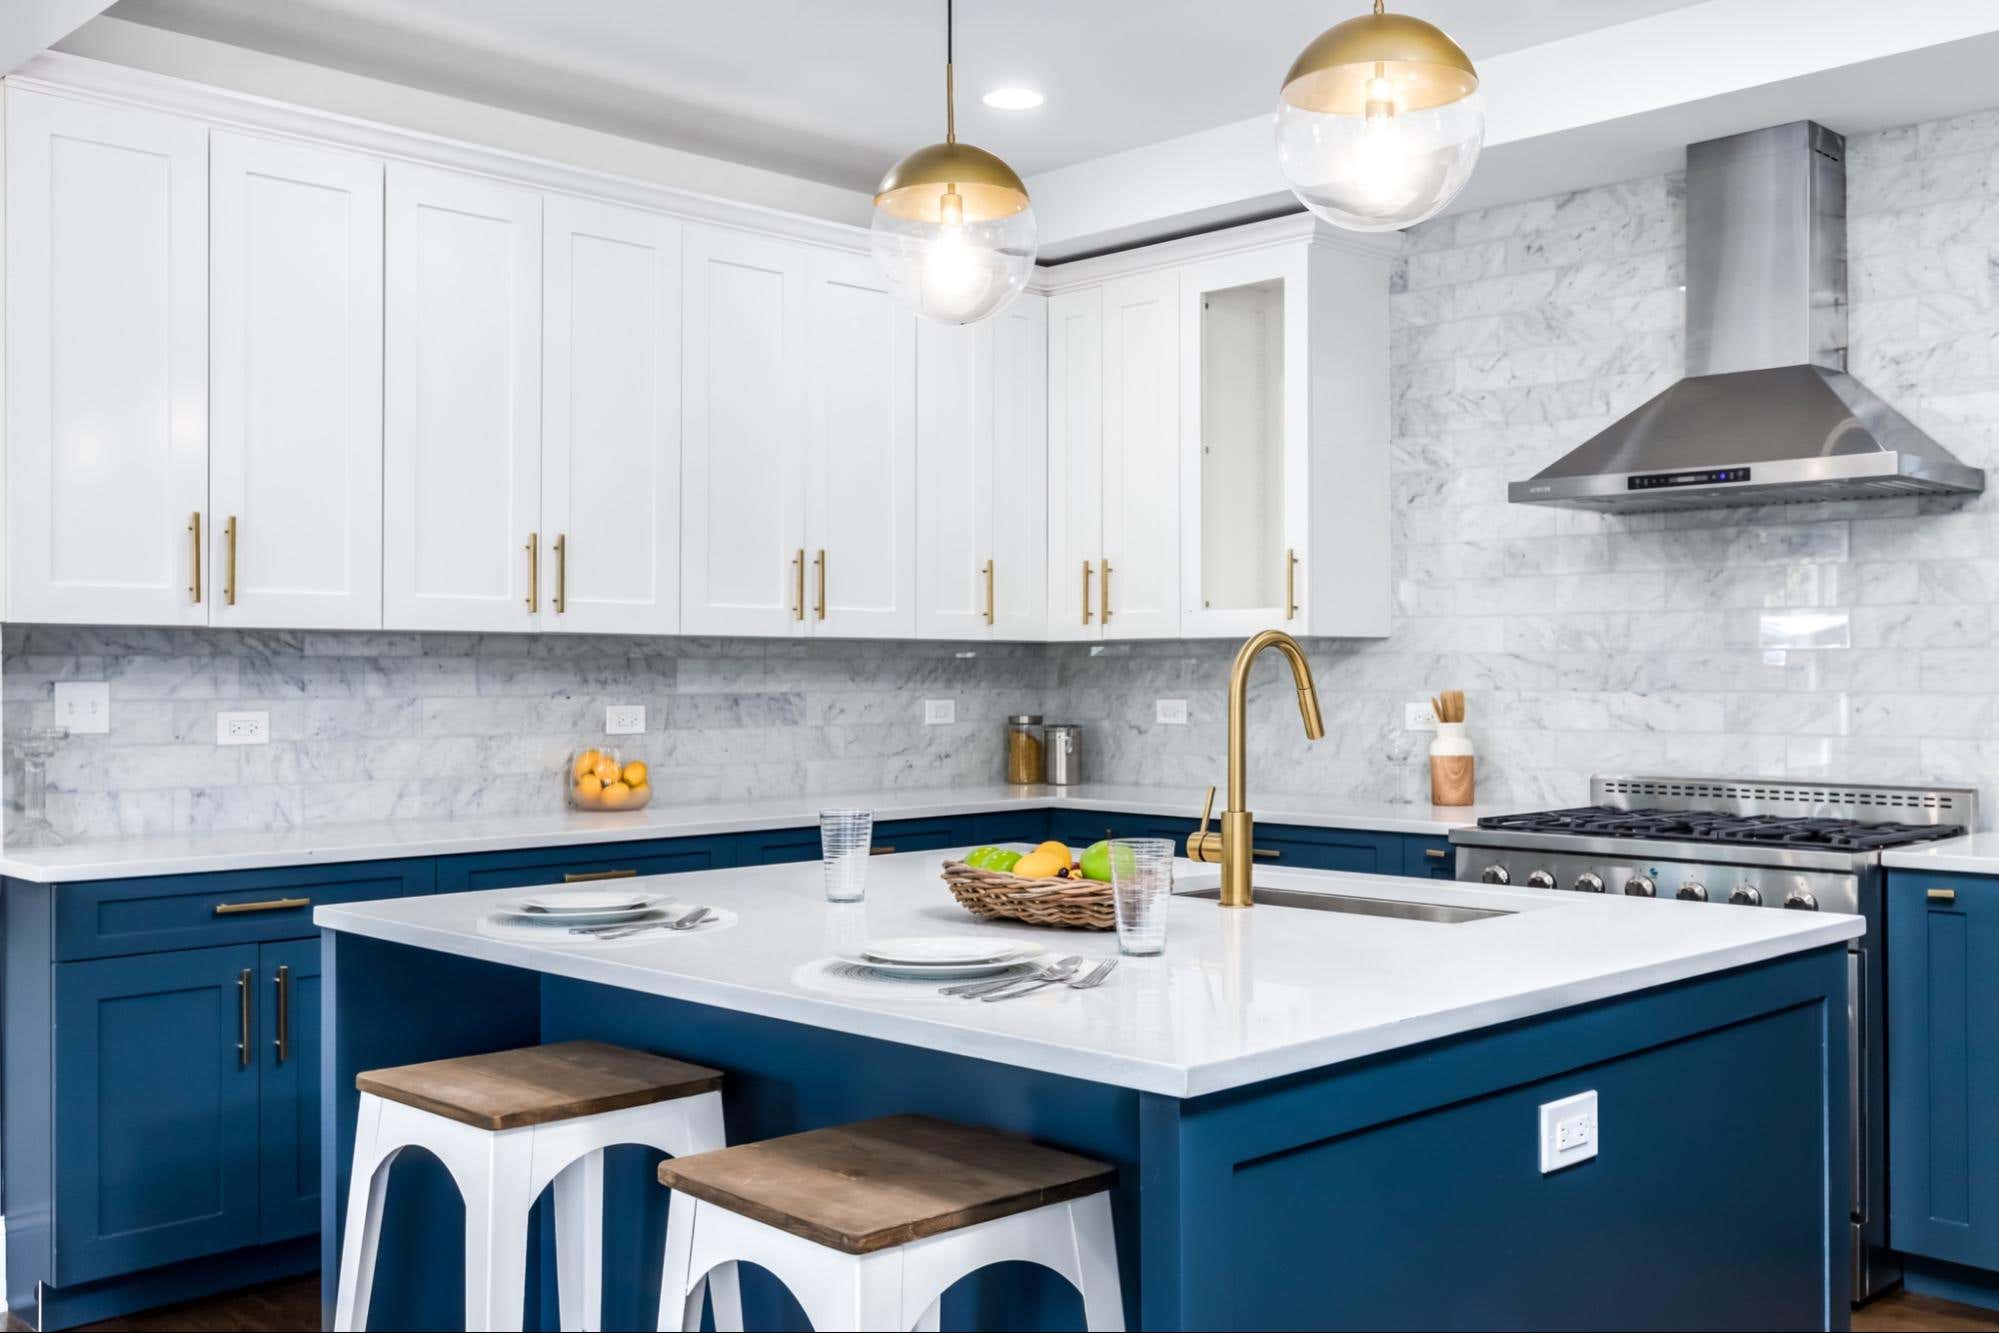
355, 1039, 723, 1131
656, 1113, 1115, 1255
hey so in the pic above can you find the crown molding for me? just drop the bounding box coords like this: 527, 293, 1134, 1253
1027, 211, 1399, 293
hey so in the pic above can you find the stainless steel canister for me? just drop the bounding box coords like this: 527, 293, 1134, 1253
1044, 724, 1081, 786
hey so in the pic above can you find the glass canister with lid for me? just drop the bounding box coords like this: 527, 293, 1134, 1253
1004, 715, 1044, 784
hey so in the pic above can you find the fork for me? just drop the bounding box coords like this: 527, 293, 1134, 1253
940, 955, 1081, 998
571, 906, 711, 940
983, 957, 1116, 1002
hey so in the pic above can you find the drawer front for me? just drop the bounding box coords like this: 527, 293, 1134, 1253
1046, 810, 1197, 851
972, 809, 1050, 846
1404, 836, 1456, 879
1253, 823, 1399, 875
434, 836, 737, 893
739, 817, 980, 866
56, 860, 435, 961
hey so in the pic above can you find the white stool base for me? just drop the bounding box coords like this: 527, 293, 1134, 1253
657, 1190, 1123, 1332
333, 1090, 739, 1332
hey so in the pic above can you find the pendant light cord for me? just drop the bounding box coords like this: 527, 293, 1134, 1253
944, 0, 956, 144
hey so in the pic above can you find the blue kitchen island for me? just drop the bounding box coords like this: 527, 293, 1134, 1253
316, 854, 1857, 1331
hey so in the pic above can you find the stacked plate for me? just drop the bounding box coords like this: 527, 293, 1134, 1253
835, 935, 1044, 980
500, 888, 667, 928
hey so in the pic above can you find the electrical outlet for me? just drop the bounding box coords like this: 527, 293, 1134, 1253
54, 682, 110, 734
1405, 701, 1438, 732
1156, 699, 1188, 725
1538, 1090, 1599, 1173
216, 711, 269, 746
924, 699, 956, 725
604, 704, 646, 735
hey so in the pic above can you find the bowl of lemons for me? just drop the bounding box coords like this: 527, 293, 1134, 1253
567, 747, 652, 811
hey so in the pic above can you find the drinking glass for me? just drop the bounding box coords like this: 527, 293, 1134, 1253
820, 808, 875, 902
1109, 838, 1174, 955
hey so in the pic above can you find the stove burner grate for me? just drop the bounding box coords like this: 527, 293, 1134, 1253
1477, 805, 1965, 852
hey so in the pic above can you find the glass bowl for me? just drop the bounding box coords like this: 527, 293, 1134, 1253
566, 746, 653, 812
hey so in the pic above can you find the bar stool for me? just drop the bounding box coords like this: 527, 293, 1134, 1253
333, 1039, 739, 1333
655, 1114, 1124, 1331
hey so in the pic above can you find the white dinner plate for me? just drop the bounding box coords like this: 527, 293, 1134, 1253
862, 935, 1033, 966
832, 945, 1045, 981
516, 889, 654, 915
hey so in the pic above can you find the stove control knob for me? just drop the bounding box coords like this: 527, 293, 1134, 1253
1480, 864, 1510, 885
1624, 875, 1656, 897
1730, 885, 1763, 907
1573, 872, 1605, 894
1783, 889, 1819, 912
1677, 882, 1709, 902
1526, 870, 1557, 890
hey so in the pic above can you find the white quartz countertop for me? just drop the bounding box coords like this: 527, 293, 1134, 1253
314, 849, 1860, 1098
1882, 834, 1999, 877
0, 784, 1510, 883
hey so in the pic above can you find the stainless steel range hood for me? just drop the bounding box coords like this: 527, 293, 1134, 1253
1509, 122, 1984, 513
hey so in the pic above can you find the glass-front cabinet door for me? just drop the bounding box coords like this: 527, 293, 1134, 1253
1178, 248, 1308, 637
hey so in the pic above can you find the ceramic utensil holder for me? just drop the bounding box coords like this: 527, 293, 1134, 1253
1429, 722, 1475, 806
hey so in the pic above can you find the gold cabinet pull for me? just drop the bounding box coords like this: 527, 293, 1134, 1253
213, 896, 310, 916
188, 512, 203, 603
1081, 560, 1093, 625
525, 533, 539, 612
792, 548, 806, 621
1101, 560, 1113, 624
814, 549, 827, 621
236, 968, 253, 1068
274, 964, 291, 1065
553, 533, 567, 614
1253, 848, 1281, 860
565, 868, 637, 883
1285, 547, 1298, 620
225, 516, 239, 607
870, 845, 897, 855
1425, 847, 1449, 860
1928, 887, 1958, 903
982, 558, 995, 626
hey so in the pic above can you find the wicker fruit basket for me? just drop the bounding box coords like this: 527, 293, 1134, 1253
942, 860, 1114, 930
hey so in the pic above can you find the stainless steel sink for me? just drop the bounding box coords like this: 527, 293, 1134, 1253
1178, 885, 1512, 923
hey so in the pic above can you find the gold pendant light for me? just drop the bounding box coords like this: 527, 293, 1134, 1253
871, 0, 1036, 324
1275, 0, 1484, 232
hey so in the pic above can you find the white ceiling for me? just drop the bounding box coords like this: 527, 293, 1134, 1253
103, 0, 1708, 189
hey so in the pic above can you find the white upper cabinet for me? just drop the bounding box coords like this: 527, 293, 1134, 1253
209, 131, 384, 631
1045, 287, 1104, 642
913, 292, 1047, 641
680, 225, 809, 636
540, 195, 682, 636
5, 90, 209, 625
1098, 270, 1181, 640
382, 163, 543, 632
803, 249, 916, 638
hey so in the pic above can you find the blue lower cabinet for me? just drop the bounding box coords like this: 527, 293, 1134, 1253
737, 826, 823, 865
1253, 822, 1404, 875
1046, 810, 1195, 851
1890, 870, 1999, 1271
258, 939, 321, 1242
741, 816, 981, 865
433, 835, 737, 891
54, 946, 264, 1285
1405, 835, 1455, 879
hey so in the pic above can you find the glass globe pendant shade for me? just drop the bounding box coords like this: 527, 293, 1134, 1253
1275, 4, 1484, 232
872, 142, 1036, 325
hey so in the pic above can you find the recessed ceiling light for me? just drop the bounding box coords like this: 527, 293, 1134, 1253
982, 87, 1044, 111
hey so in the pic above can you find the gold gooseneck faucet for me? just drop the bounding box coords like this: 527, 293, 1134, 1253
1187, 629, 1326, 907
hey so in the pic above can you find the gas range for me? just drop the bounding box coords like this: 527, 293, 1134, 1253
1449, 774, 1976, 1304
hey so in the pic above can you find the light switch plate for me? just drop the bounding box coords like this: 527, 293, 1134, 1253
1156, 699, 1188, 725
216, 711, 269, 746
1405, 701, 1438, 731
1539, 1089, 1599, 1173
924, 699, 956, 725
54, 682, 110, 734
605, 705, 646, 735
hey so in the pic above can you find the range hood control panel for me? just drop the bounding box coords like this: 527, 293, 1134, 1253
1629, 466, 1751, 490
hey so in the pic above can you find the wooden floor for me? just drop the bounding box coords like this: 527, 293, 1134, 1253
4, 1273, 1994, 1331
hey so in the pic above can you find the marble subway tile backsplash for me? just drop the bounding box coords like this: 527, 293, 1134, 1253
2, 627, 1049, 840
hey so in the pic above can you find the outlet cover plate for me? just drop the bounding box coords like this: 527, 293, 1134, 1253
1539, 1089, 1599, 1173
1156, 699, 1188, 725
54, 682, 110, 734
216, 711, 269, 746
924, 699, 956, 725
605, 705, 646, 735
1405, 701, 1438, 732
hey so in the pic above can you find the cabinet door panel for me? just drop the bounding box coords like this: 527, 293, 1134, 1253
54, 946, 261, 1283
1045, 288, 1103, 641
805, 250, 916, 638
210, 131, 384, 630
542, 196, 682, 635
5, 90, 208, 625
1100, 270, 1181, 639
990, 294, 1049, 639
259, 938, 322, 1241
383, 163, 541, 631
914, 320, 993, 639
681, 226, 808, 635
